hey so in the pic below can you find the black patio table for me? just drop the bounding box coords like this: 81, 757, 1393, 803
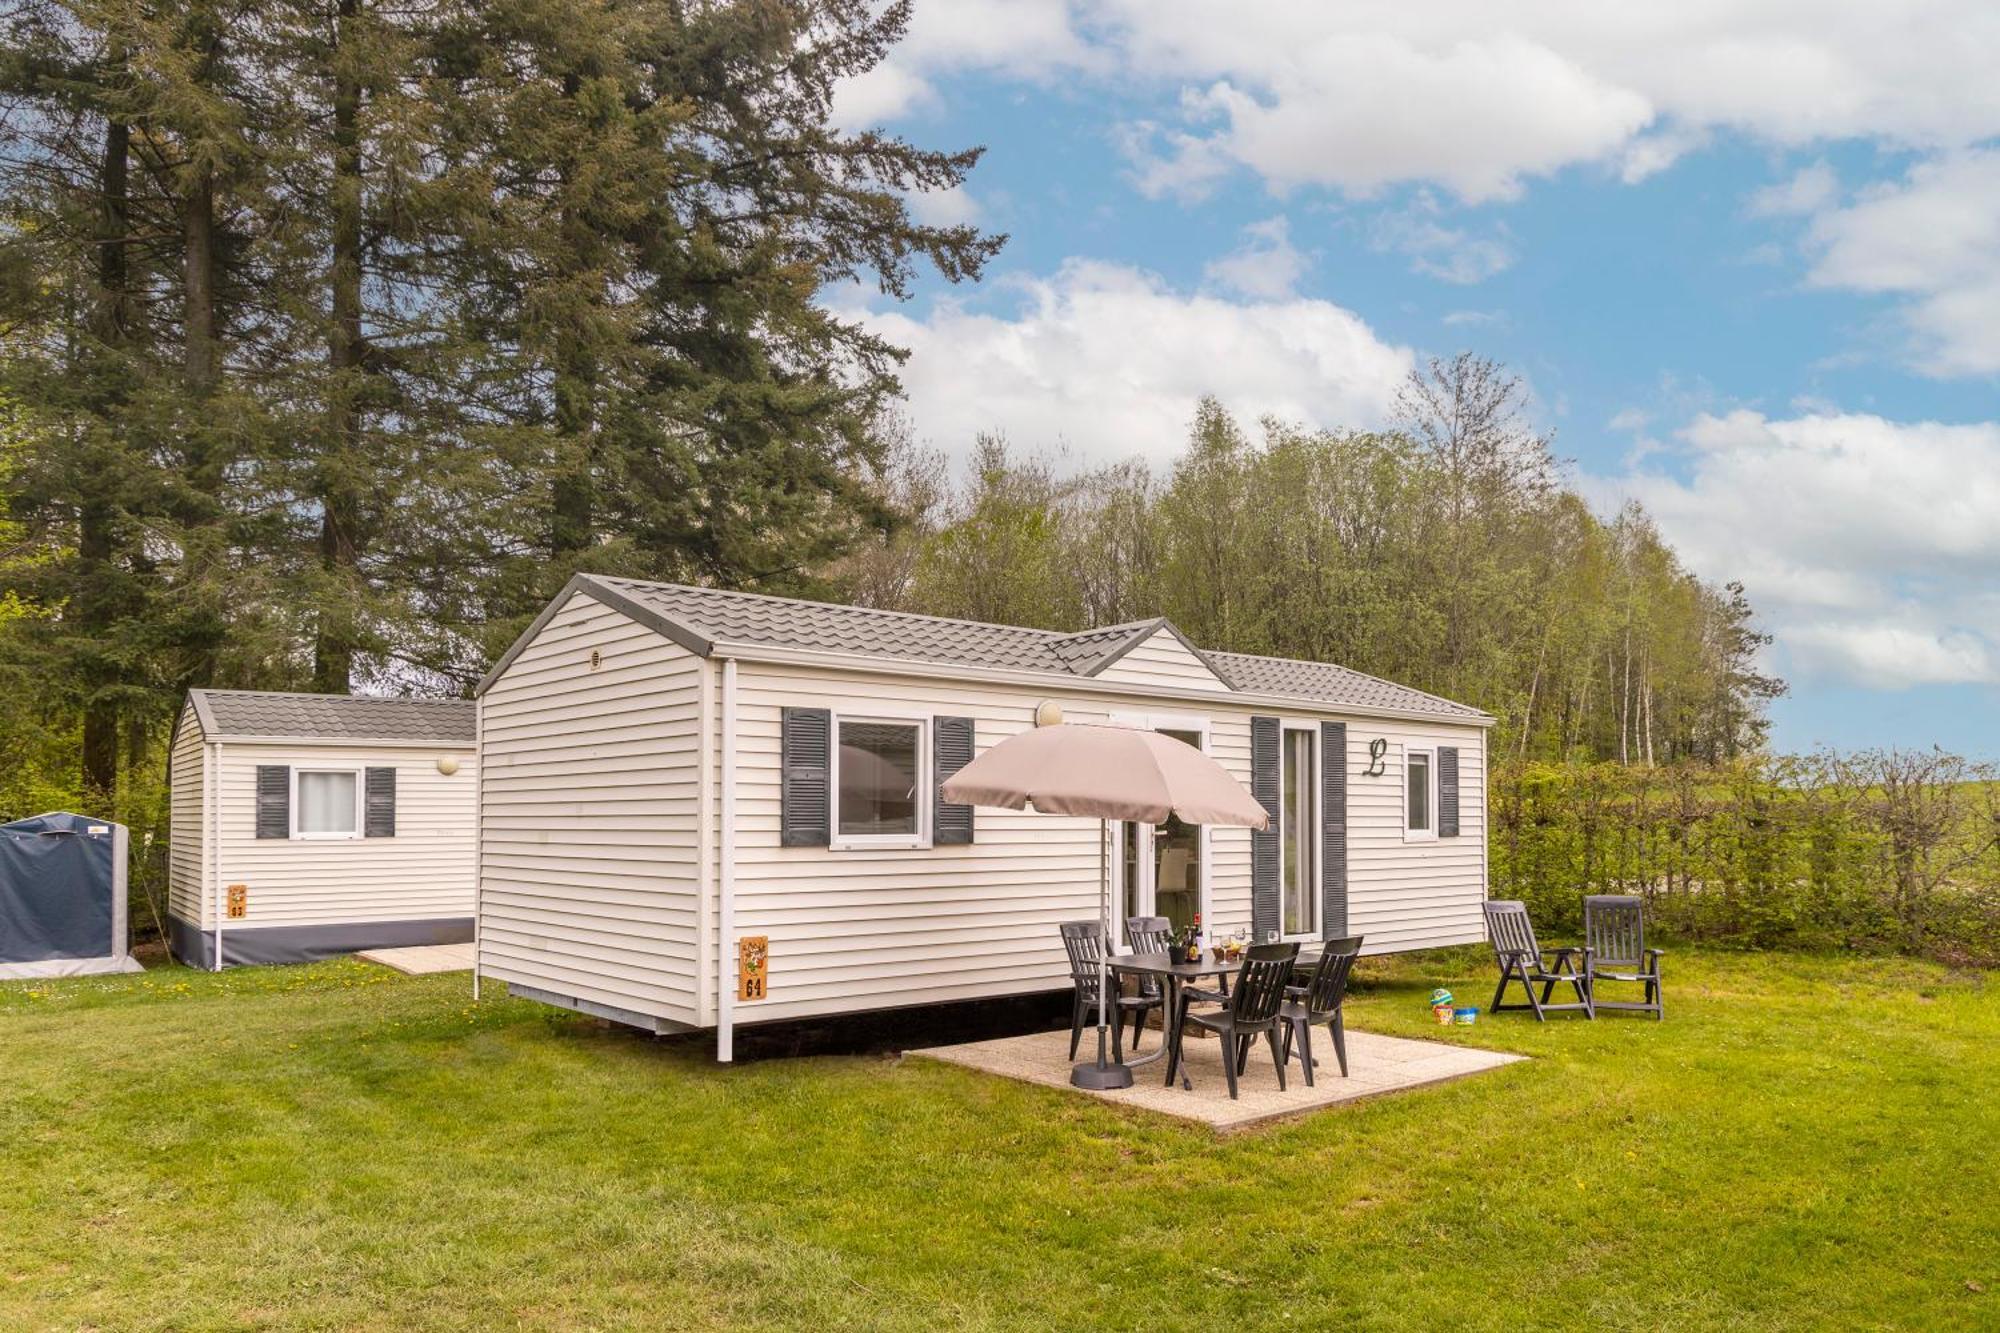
1109, 948, 1323, 1089
1106, 952, 1247, 1090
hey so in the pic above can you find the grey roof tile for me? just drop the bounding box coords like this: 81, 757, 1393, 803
1205, 652, 1488, 721
593, 578, 1070, 673
579, 576, 1488, 722
190, 690, 475, 742
1044, 621, 1161, 674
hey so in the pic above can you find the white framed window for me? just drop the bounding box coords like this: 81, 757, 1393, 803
831, 714, 929, 850
1404, 745, 1437, 842
294, 767, 362, 839
1279, 722, 1319, 939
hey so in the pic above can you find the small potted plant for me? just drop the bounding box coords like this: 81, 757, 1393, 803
1167, 917, 1203, 964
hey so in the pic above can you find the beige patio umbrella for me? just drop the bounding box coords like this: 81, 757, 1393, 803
942, 722, 1269, 1089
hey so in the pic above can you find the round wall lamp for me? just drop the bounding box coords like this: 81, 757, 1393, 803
1034, 699, 1064, 728
437, 756, 461, 776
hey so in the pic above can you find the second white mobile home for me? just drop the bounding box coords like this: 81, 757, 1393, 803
475, 576, 1492, 1054
168, 691, 478, 968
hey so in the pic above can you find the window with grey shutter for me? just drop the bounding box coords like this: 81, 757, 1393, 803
1250, 716, 1280, 942
255, 765, 290, 839
780, 707, 832, 847
1438, 746, 1461, 838
933, 716, 975, 846
1320, 721, 1348, 938
364, 767, 396, 838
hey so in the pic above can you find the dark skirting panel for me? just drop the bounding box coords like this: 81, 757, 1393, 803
167, 914, 474, 970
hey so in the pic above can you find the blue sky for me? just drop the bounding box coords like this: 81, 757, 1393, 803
831, 3, 2000, 757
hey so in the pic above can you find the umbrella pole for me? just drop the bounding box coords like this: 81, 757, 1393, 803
1071, 816, 1133, 1091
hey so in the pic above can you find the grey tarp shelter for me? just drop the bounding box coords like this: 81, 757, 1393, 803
0, 811, 142, 979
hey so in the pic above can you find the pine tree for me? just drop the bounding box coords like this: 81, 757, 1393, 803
0, 0, 173, 808
433, 0, 1003, 667
0, 0, 1003, 812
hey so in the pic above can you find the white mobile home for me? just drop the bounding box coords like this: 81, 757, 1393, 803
168, 690, 478, 968
477, 576, 1494, 1056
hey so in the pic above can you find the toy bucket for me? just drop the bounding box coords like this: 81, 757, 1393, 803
1453, 1007, 1478, 1026
1432, 1004, 1455, 1026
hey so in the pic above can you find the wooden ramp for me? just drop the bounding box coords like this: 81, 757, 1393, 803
356, 942, 475, 975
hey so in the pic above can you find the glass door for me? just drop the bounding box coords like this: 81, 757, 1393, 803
1281, 726, 1317, 937
1121, 820, 1143, 932
1153, 729, 1204, 935
1117, 726, 1208, 943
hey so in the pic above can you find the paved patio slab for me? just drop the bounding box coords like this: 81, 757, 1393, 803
356, 942, 475, 975
912, 1025, 1524, 1130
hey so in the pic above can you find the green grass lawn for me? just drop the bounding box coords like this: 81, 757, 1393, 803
3, 948, 1995, 1331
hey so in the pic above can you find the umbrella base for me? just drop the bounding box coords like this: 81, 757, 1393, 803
1070, 1059, 1135, 1090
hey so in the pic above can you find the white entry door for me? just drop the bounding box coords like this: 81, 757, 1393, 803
1115, 722, 1210, 943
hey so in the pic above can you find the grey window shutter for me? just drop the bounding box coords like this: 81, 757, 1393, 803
1250, 716, 1280, 941
364, 767, 397, 838
1320, 721, 1348, 939
933, 716, 975, 846
1439, 746, 1461, 838
255, 765, 290, 839
780, 707, 832, 847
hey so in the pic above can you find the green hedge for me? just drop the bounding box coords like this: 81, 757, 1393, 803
1490, 754, 2000, 966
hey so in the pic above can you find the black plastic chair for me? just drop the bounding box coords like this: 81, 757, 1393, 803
1060, 921, 1159, 1060
1279, 935, 1363, 1085
1483, 900, 1592, 1021
1584, 895, 1664, 1019
1123, 915, 1172, 1049
1167, 941, 1299, 1099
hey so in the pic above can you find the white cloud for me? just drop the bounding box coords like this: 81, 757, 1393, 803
1369, 196, 1514, 284
838, 259, 1413, 467
1126, 34, 1652, 204
1616, 408, 2000, 688
1202, 215, 1309, 298
1107, 3, 2000, 198
832, 0, 1103, 129
1618, 124, 1710, 184
836, 4, 2000, 381
1748, 161, 1841, 217
1781, 623, 1995, 690
905, 183, 981, 228
849, 4, 2000, 206
832, 60, 938, 130
1798, 150, 2000, 375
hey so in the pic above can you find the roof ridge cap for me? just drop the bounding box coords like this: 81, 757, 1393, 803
586, 575, 1083, 642
1209, 650, 1483, 713
1046, 617, 1164, 642
192, 688, 469, 705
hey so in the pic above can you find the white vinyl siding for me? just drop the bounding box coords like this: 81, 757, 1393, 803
1091, 628, 1233, 693
167, 704, 207, 925
722, 668, 1484, 1025
477, 593, 705, 1028
477, 592, 1490, 1033
1346, 727, 1486, 951
203, 743, 475, 932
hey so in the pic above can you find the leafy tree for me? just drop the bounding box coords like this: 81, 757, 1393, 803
851, 369, 1784, 764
